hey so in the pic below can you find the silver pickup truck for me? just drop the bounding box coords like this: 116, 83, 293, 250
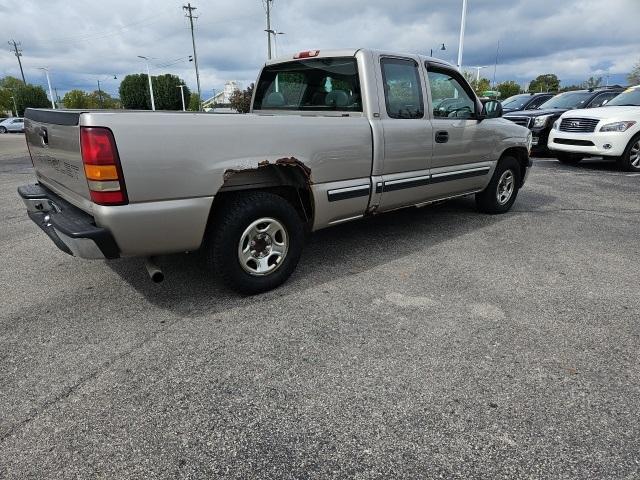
20, 49, 532, 293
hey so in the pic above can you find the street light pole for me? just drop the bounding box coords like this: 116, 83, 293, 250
457, 0, 468, 69
265, 29, 285, 58
138, 56, 156, 111
10, 95, 17, 116
470, 66, 488, 82
177, 85, 186, 111
38, 67, 55, 109
430, 43, 446, 58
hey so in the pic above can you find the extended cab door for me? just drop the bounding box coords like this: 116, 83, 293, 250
375, 56, 434, 212
424, 64, 495, 199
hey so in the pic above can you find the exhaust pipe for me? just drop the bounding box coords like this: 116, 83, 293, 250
144, 257, 164, 283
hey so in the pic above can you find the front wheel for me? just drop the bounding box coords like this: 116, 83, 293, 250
206, 191, 305, 294
475, 156, 521, 214
0, 127, 7, 134
617, 135, 640, 172
556, 152, 582, 165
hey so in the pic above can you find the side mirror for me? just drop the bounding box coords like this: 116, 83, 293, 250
481, 100, 503, 120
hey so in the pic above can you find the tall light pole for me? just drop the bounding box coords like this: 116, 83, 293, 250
430, 43, 446, 57
38, 67, 55, 109
470, 66, 488, 83
177, 85, 186, 111
10, 95, 17, 116
264, 0, 274, 59
183, 3, 202, 111
457, 0, 468, 69
137, 56, 156, 111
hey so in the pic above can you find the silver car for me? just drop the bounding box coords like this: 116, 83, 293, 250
0, 117, 24, 133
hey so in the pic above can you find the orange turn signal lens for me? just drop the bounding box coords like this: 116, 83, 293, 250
84, 164, 118, 181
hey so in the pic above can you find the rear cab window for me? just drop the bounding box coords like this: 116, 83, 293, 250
253, 57, 362, 112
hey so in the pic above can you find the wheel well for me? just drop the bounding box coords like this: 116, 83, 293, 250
209, 164, 313, 228
500, 147, 529, 187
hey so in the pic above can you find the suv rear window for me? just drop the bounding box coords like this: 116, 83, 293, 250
253, 57, 362, 112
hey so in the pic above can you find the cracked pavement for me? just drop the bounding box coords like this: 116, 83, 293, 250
1, 133, 639, 479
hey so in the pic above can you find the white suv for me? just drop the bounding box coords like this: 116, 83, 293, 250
548, 85, 640, 171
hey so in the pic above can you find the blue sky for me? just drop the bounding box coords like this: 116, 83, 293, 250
1, 0, 638, 99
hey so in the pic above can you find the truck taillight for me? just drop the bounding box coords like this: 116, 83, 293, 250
80, 127, 128, 205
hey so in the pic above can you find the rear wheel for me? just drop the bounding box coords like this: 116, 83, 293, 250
556, 152, 582, 165
475, 156, 521, 214
617, 135, 640, 172
206, 191, 305, 294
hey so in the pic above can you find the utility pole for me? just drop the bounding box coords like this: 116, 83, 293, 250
457, 0, 468, 69
177, 85, 186, 111
183, 3, 202, 111
265, 0, 273, 59
38, 67, 55, 109
138, 56, 156, 111
8, 40, 26, 83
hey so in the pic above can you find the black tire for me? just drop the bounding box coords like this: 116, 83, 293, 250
556, 152, 582, 165
0, 127, 7, 134
206, 191, 304, 294
475, 156, 521, 214
617, 134, 640, 172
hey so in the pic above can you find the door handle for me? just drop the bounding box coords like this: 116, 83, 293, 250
435, 131, 449, 143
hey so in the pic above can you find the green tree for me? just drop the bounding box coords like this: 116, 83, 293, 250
528, 74, 560, 93
230, 84, 254, 113
119, 74, 151, 109
89, 90, 118, 109
628, 60, 640, 85
187, 93, 201, 111
14, 84, 50, 115
0, 76, 25, 115
62, 89, 92, 109
462, 71, 490, 94
585, 76, 602, 89
153, 74, 190, 110
497, 81, 521, 99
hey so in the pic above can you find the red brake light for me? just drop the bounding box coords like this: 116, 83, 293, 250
80, 127, 118, 165
294, 50, 320, 59
80, 127, 128, 205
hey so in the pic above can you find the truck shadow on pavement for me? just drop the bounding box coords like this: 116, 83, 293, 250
107, 191, 556, 315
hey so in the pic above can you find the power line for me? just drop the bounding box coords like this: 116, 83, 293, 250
183, 3, 202, 111
8, 39, 26, 83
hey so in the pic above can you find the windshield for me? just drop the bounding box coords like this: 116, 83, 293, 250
607, 87, 640, 106
253, 57, 362, 112
501, 94, 530, 109
538, 91, 593, 109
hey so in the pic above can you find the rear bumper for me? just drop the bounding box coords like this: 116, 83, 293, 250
18, 183, 119, 259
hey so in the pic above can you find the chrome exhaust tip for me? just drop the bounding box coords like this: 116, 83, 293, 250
144, 257, 164, 283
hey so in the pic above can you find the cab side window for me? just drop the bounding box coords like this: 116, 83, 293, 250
380, 58, 424, 119
427, 69, 476, 119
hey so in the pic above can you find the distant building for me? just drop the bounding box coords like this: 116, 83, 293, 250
202, 81, 241, 110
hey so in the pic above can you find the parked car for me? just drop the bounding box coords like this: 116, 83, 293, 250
548, 85, 640, 171
503, 87, 624, 155
19, 49, 532, 294
501, 93, 554, 113
0, 117, 25, 133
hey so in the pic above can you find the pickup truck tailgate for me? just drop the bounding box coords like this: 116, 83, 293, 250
24, 109, 91, 206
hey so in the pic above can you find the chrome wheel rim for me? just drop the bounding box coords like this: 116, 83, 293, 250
630, 141, 640, 168
496, 169, 515, 205
237, 217, 288, 276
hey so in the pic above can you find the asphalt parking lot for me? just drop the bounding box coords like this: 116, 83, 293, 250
1, 132, 639, 479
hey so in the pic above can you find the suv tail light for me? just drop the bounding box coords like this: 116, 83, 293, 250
80, 127, 128, 205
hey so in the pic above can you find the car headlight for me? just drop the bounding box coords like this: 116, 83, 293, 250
533, 114, 553, 128
599, 121, 636, 132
